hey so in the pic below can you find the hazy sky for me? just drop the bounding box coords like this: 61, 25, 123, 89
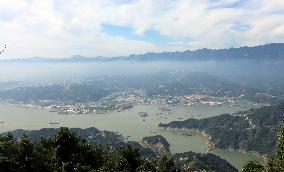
0, 0, 283, 59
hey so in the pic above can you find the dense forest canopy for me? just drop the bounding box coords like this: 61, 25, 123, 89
159, 103, 284, 155
242, 117, 284, 172
0, 127, 238, 172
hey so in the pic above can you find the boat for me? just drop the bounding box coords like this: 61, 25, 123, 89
96, 111, 106, 114
150, 131, 158, 134
181, 133, 193, 136
49, 122, 59, 125
0, 122, 5, 124
138, 112, 148, 117
49, 106, 59, 112
57, 110, 68, 114
159, 107, 171, 112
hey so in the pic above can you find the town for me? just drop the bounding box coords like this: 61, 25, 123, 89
1, 88, 259, 115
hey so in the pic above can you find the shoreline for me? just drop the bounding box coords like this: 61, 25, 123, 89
0, 101, 269, 170
159, 126, 268, 163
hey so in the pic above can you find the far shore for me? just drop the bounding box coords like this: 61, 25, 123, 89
158, 126, 268, 164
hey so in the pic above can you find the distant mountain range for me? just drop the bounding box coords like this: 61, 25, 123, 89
2, 43, 284, 62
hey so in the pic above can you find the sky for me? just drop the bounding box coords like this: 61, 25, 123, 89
0, 0, 283, 59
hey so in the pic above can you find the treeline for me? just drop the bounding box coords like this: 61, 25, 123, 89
159, 103, 284, 154
0, 128, 159, 172
0, 82, 109, 103
2, 127, 157, 158
0, 128, 238, 172
175, 152, 238, 172
242, 117, 284, 172
1, 122, 283, 171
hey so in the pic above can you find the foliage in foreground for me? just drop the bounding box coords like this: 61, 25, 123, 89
242, 117, 284, 172
0, 128, 175, 172
0, 126, 239, 172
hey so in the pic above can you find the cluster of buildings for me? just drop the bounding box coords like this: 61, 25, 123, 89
49, 105, 94, 114
178, 94, 241, 106
44, 89, 245, 115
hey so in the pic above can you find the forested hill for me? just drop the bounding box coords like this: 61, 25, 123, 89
159, 103, 284, 155
0, 127, 238, 171
2, 43, 284, 62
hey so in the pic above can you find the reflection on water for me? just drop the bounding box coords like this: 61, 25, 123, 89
0, 101, 262, 170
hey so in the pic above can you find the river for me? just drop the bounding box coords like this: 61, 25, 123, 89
0, 101, 264, 170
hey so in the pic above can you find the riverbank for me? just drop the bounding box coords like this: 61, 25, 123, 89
0, 102, 264, 170
159, 126, 267, 164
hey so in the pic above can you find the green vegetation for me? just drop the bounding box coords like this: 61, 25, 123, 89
142, 135, 171, 156
0, 127, 237, 171
174, 152, 238, 172
242, 116, 284, 172
0, 128, 167, 171
159, 103, 284, 154
242, 161, 266, 172
0, 83, 109, 103
2, 127, 158, 158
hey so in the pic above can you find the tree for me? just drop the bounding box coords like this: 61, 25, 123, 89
0, 127, 176, 171
268, 116, 284, 172
137, 158, 157, 172
242, 115, 284, 172
16, 134, 36, 171
116, 145, 141, 171
242, 161, 266, 172
158, 156, 176, 172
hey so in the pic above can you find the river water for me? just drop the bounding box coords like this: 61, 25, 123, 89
0, 101, 264, 170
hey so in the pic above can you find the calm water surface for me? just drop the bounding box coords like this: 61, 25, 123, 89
0, 101, 263, 170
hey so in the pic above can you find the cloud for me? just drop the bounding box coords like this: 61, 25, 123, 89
0, 0, 283, 59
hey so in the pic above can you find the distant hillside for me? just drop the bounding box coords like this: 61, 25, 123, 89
0, 72, 280, 104
2, 43, 284, 62
126, 43, 284, 61
159, 102, 284, 155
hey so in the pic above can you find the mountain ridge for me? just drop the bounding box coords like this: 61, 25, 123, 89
2, 43, 284, 62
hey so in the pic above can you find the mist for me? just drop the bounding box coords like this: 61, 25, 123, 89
1, 60, 284, 90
